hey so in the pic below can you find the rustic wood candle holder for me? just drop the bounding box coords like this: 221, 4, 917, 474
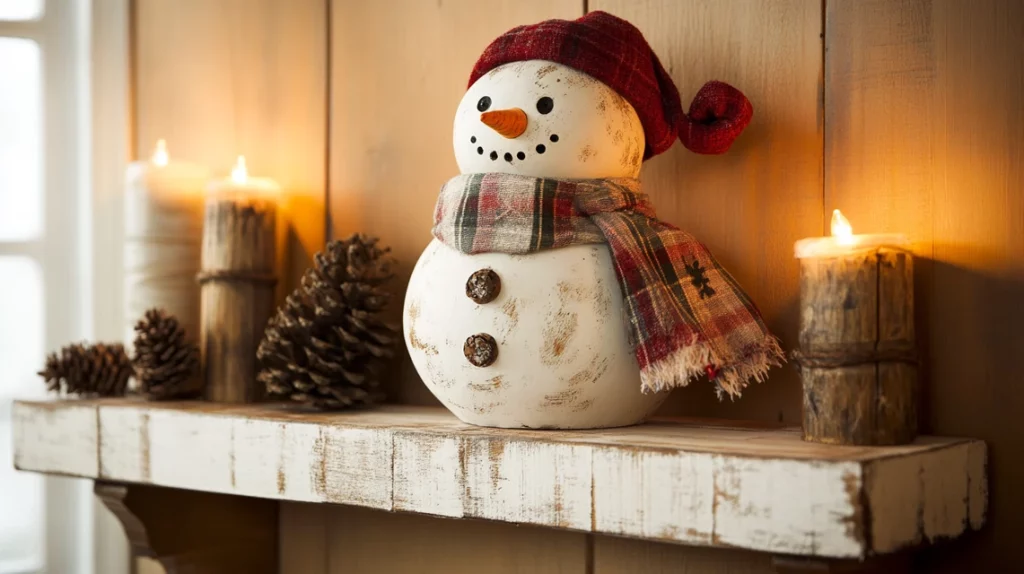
198, 197, 277, 403
794, 247, 917, 445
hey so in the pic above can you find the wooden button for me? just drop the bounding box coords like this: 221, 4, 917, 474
466, 268, 501, 304
464, 333, 498, 367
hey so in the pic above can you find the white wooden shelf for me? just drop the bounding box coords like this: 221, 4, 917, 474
13, 399, 986, 560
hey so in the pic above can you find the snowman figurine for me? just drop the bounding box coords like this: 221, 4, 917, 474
404, 12, 780, 429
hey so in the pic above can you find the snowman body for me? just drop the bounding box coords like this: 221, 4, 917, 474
404, 60, 667, 428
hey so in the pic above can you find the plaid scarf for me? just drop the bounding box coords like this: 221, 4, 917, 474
432, 173, 783, 398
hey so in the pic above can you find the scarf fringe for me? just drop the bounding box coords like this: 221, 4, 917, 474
640, 335, 786, 400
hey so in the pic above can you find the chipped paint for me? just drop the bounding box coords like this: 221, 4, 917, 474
313, 428, 327, 498
405, 240, 660, 428
473, 401, 505, 415
276, 422, 287, 495
578, 144, 596, 162
469, 376, 504, 392
140, 412, 151, 482
570, 399, 594, 413
540, 310, 579, 365
501, 297, 519, 328
535, 63, 558, 79
842, 470, 866, 546
14, 400, 987, 558
406, 301, 438, 356
543, 388, 580, 407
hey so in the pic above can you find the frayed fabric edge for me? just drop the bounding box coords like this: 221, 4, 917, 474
639, 335, 786, 400
639, 340, 715, 394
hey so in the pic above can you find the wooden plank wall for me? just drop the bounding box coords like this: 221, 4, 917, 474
129, 0, 1022, 570
134, 0, 327, 297
825, 1, 1023, 570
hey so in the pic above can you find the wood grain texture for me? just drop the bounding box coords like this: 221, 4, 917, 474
199, 198, 277, 402
798, 249, 917, 445
324, 506, 587, 574
134, 0, 327, 298
590, 0, 824, 423
825, 0, 1022, 568
328, 0, 582, 405
12, 399, 986, 559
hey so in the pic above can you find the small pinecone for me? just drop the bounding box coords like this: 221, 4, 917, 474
39, 343, 132, 398
258, 234, 397, 409
133, 308, 200, 400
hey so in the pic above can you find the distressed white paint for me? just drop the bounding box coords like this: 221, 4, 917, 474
13, 401, 99, 477
405, 60, 660, 430
592, 447, 716, 544
464, 437, 592, 530
98, 405, 148, 481
393, 433, 465, 518
12, 399, 988, 558
277, 421, 325, 503
711, 456, 863, 557
319, 425, 393, 509
865, 441, 988, 554
405, 241, 668, 429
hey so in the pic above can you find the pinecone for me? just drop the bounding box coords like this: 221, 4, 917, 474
258, 234, 397, 409
39, 342, 132, 397
132, 308, 200, 400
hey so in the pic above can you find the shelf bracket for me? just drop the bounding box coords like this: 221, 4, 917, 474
95, 481, 278, 574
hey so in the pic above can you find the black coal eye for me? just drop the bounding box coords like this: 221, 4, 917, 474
477, 96, 492, 112
536, 96, 554, 114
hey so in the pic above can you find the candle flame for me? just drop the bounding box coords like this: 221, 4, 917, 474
231, 155, 248, 184
831, 209, 855, 245
151, 139, 169, 166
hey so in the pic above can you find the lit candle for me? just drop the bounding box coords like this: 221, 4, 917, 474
199, 156, 280, 403
794, 209, 910, 258
124, 140, 209, 363
793, 210, 917, 446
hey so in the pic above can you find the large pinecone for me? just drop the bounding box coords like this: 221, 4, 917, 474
133, 308, 200, 400
258, 234, 397, 409
39, 343, 133, 397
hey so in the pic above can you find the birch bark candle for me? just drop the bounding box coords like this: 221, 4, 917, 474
794, 210, 917, 445
199, 156, 279, 403
124, 140, 208, 350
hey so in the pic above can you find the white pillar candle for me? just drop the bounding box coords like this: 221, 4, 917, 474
124, 140, 209, 347
199, 156, 280, 402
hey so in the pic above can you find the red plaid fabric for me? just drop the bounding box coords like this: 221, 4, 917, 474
469, 11, 753, 157
433, 173, 783, 398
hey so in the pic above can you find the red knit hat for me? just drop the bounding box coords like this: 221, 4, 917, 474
469, 11, 753, 158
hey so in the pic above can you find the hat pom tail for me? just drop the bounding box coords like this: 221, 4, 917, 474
679, 81, 753, 155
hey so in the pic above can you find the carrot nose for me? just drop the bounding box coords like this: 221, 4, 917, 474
480, 108, 528, 139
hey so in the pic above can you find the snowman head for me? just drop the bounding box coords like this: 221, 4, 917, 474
454, 60, 645, 179
458, 12, 754, 179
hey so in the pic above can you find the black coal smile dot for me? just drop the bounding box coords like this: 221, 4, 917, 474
536, 144, 546, 154
550, 134, 559, 142
489, 151, 498, 161
470, 136, 477, 143
516, 151, 526, 160
503, 152, 513, 162
477, 146, 484, 155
